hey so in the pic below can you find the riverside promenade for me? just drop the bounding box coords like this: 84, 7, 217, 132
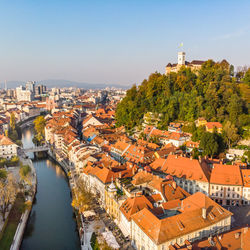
10, 156, 37, 250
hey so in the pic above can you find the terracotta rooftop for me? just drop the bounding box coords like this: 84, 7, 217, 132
241, 169, 250, 187
120, 195, 153, 221
191, 226, 250, 250
132, 192, 232, 245
0, 134, 17, 146
206, 122, 222, 129
210, 164, 243, 186
151, 155, 210, 183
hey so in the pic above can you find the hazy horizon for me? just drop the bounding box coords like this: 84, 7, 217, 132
0, 0, 250, 85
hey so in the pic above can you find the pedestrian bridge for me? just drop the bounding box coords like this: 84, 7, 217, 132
23, 145, 49, 153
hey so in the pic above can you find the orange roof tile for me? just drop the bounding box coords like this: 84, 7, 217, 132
132, 192, 232, 245
210, 164, 243, 186
241, 169, 250, 187
151, 155, 210, 183
120, 195, 153, 221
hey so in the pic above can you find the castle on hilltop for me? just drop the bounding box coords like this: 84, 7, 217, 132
165, 51, 205, 74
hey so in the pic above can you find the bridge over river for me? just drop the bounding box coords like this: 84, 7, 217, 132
22, 145, 49, 153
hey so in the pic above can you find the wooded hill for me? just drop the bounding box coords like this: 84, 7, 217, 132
116, 60, 250, 134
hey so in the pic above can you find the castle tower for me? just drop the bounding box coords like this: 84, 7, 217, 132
178, 51, 185, 65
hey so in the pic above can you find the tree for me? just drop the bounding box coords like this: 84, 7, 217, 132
115, 60, 248, 134
0, 169, 7, 179
10, 113, 16, 131
0, 173, 17, 221
243, 150, 250, 163
223, 121, 239, 148
243, 68, 250, 86
34, 116, 46, 136
72, 179, 92, 213
19, 165, 32, 185
200, 132, 219, 157
33, 116, 46, 145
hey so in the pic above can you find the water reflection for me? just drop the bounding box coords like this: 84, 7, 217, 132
46, 159, 66, 178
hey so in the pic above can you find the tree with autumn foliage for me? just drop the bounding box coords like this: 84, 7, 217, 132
0, 173, 17, 221
33, 116, 46, 145
72, 179, 92, 213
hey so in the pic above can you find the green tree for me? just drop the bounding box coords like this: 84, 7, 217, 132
200, 132, 219, 157
243, 150, 250, 163
0, 169, 7, 179
243, 68, 250, 86
223, 121, 239, 148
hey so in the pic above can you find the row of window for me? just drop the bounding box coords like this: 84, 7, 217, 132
212, 192, 240, 198
211, 185, 240, 191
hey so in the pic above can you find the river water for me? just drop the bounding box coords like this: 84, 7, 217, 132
20, 128, 80, 250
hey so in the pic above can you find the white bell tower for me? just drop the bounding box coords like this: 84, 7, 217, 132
178, 51, 185, 65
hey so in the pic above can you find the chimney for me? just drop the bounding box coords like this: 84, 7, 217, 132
172, 181, 177, 190
119, 172, 122, 178
202, 207, 206, 219
190, 156, 193, 160
235, 232, 241, 239
175, 155, 178, 159
198, 155, 201, 163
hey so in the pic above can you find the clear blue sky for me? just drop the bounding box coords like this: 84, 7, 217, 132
0, 0, 250, 85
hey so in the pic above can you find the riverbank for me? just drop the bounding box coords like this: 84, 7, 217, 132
10, 157, 37, 250
0, 194, 25, 250
0, 155, 37, 250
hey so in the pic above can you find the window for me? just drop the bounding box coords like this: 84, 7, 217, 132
180, 237, 183, 244
216, 186, 218, 190
228, 187, 230, 191
212, 186, 214, 190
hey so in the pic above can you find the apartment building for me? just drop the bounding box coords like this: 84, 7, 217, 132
0, 134, 18, 159
209, 164, 243, 206
151, 155, 211, 196
131, 192, 232, 250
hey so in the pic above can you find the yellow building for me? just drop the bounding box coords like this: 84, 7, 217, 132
195, 117, 207, 127
105, 180, 126, 223
205, 122, 223, 133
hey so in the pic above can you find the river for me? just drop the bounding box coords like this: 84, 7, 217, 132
20, 128, 80, 250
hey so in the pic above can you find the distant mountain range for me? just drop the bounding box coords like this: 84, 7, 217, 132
0, 79, 130, 90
